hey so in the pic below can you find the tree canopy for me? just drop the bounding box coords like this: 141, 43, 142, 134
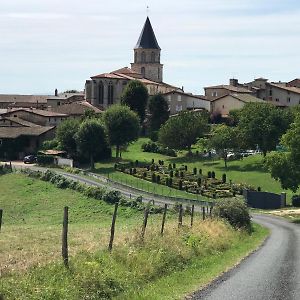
209, 125, 238, 168
75, 119, 107, 169
103, 105, 140, 157
158, 111, 209, 152
120, 80, 148, 122
266, 114, 300, 192
56, 118, 80, 156
237, 102, 292, 156
148, 94, 169, 132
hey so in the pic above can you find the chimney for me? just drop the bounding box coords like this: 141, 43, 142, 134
230, 78, 238, 87
55, 88, 58, 97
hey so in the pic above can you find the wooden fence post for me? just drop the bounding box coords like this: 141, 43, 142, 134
108, 202, 119, 252
62, 206, 69, 267
178, 204, 183, 228
0, 209, 3, 232
191, 204, 194, 227
161, 204, 168, 235
141, 207, 150, 241
202, 206, 205, 221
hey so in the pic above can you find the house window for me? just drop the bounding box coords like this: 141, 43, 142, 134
108, 81, 114, 105
269, 89, 272, 96
276, 98, 279, 102
98, 81, 104, 104
141, 51, 146, 63
158, 67, 160, 80
177, 95, 182, 102
134, 52, 137, 63
48, 117, 50, 122
176, 105, 182, 112
287, 97, 291, 103
212, 91, 218, 97
167, 95, 171, 102
151, 51, 155, 62
57, 101, 61, 106
141, 67, 145, 77
222, 105, 225, 109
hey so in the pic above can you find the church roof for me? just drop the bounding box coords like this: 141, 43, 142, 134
135, 17, 160, 50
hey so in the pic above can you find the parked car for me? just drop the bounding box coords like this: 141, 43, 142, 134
23, 155, 37, 164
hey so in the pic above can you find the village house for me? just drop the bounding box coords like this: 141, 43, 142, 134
161, 90, 210, 115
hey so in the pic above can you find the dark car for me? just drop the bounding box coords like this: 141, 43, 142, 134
23, 155, 37, 164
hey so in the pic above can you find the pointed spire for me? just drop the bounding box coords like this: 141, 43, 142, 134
135, 17, 160, 50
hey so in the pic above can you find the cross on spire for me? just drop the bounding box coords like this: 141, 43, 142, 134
147, 6, 149, 16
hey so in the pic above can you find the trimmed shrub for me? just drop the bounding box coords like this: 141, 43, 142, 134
222, 173, 227, 184
208, 171, 212, 178
211, 171, 216, 179
156, 175, 160, 184
292, 195, 300, 207
152, 173, 156, 182
170, 170, 174, 177
213, 198, 251, 231
37, 155, 54, 165
179, 180, 183, 190
197, 177, 201, 186
193, 167, 197, 175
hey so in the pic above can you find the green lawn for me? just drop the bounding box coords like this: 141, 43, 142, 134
94, 138, 293, 203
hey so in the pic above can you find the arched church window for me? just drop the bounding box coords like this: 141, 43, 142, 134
141, 51, 146, 63
134, 51, 137, 63
158, 67, 160, 80
98, 81, 104, 104
151, 52, 155, 62
141, 67, 145, 77
108, 81, 114, 105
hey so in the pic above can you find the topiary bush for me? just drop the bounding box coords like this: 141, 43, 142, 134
292, 195, 300, 207
213, 198, 251, 231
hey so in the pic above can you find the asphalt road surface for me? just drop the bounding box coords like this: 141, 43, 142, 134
190, 214, 300, 300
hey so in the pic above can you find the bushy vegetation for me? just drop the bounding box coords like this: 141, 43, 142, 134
141, 141, 177, 157
213, 198, 251, 231
1, 218, 248, 300
20, 169, 162, 213
37, 154, 55, 165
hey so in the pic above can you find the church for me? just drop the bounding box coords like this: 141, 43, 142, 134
85, 17, 182, 109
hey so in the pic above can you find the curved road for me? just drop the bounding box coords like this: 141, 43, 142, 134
191, 214, 300, 300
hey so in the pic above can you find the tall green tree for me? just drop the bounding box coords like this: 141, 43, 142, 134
238, 102, 292, 156
266, 114, 300, 192
75, 119, 107, 169
104, 105, 140, 158
56, 119, 80, 156
148, 94, 169, 132
158, 111, 209, 153
120, 80, 148, 122
209, 125, 238, 168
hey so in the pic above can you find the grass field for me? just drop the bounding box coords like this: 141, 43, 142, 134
0, 173, 268, 299
94, 138, 294, 203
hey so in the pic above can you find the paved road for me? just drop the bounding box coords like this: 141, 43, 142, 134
190, 214, 300, 300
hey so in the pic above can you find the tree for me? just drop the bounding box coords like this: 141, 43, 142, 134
238, 102, 292, 156
56, 119, 80, 156
104, 105, 140, 158
209, 125, 238, 168
120, 80, 148, 122
266, 114, 300, 192
75, 119, 107, 169
158, 111, 209, 153
148, 94, 169, 132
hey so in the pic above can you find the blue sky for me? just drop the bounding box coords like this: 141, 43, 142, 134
1, 0, 300, 95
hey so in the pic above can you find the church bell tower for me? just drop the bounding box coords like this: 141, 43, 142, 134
131, 17, 163, 83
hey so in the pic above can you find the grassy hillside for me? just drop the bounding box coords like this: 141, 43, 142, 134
95, 138, 293, 202
0, 173, 268, 300
0, 173, 145, 274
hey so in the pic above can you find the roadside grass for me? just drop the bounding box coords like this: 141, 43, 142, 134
0, 173, 150, 274
94, 138, 293, 203
0, 218, 268, 300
